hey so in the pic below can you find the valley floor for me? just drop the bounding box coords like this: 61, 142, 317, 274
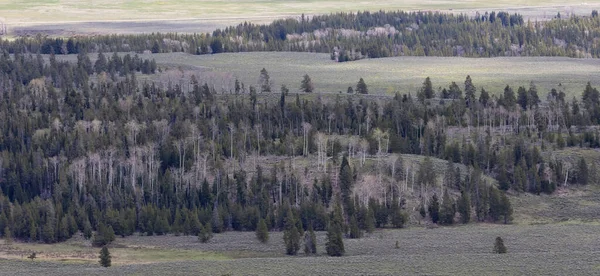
1, 222, 599, 275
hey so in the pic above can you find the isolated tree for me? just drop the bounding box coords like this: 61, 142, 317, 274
356, 78, 368, 94
301, 74, 314, 93
198, 222, 213, 243
493, 237, 507, 254
283, 209, 300, 255
99, 246, 112, 267
259, 68, 272, 93
256, 218, 269, 243
28, 252, 36, 261
428, 194, 440, 224
304, 224, 317, 255
347, 86, 354, 94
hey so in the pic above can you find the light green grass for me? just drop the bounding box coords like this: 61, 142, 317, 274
3, 223, 600, 275
1, 0, 597, 29
142, 52, 600, 98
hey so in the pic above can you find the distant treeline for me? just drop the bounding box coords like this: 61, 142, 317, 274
1, 10, 600, 59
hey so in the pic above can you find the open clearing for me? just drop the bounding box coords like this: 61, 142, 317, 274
1, 1, 599, 35
139, 52, 600, 97
2, 223, 600, 275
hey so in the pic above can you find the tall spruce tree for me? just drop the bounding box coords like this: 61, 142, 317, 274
99, 246, 111, 267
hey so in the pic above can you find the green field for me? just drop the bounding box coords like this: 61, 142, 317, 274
2, 0, 599, 35
139, 52, 600, 97
3, 223, 600, 275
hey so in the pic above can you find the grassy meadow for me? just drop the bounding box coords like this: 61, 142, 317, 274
2, 223, 600, 275
2, 0, 599, 35
140, 52, 600, 97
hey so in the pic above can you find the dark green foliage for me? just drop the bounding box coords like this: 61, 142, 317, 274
348, 215, 362, 239
256, 219, 269, 243
198, 223, 213, 243
304, 224, 317, 255
494, 237, 507, 254
428, 194, 440, 224
301, 74, 314, 93
577, 158, 589, 185
92, 223, 115, 247
356, 78, 368, 94
326, 218, 345, 257
457, 192, 471, 224
364, 208, 375, 234
283, 209, 301, 255
440, 191, 455, 225
99, 246, 111, 267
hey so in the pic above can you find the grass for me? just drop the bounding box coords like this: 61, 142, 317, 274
3, 223, 600, 275
2, 1, 599, 35
137, 52, 600, 98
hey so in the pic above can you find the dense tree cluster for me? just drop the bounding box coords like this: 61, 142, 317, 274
3, 11, 600, 60
0, 48, 598, 245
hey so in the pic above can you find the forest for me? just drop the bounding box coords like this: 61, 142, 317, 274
2, 10, 600, 60
0, 10, 599, 254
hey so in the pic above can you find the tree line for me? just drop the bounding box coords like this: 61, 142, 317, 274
2, 10, 600, 59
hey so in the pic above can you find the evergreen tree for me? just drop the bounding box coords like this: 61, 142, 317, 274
326, 212, 345, 256
259, 68, 271, 93
283, 209, 300, 255
93, 223, 115, 247
364, 208, 375, 234
440, 191, 455, 225
99, 246, 112, 267
304, 224, 317, 255
256, 218, 269, 243
356, 78, 368, 94
457, 191, 471, 224
348, 215, 362, 239
301, 74, 314, 93
493, 237, 507, 254
4, 226, 11, 245
198, 223, 213, 243
428, 194, 440, 224
464, 75, 476, 108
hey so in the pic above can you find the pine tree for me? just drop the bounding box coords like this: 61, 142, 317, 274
304, 224, 317, 255
348, 215, 362, 239
99, 246, 112, 267
301, 74, 314, 93
283, 209, 300, 255
493, 237, 507, 254
93, 223, 115, 247
326, 219, 345, 256
4, 226, 12, 245
256, 218, 269, 243
356, 78, 368, 94
259, 68, 271, 93
428, 194, 440, 224
457, 191, 471, 224
364, 208, 375, 234
198, 223, 213, 243
440, 191, 455, 225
